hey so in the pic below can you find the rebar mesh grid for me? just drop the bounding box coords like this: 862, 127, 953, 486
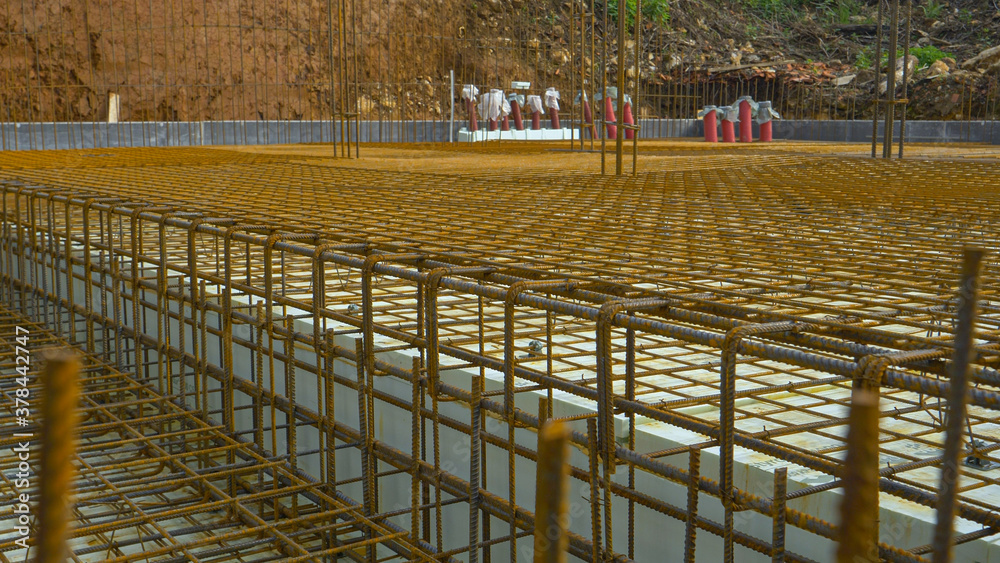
1, 143, 1000, 561
0, 306, 435, 562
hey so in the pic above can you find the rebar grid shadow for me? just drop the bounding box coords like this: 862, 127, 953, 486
0, 308, 434, 562
0, 148, 999, 561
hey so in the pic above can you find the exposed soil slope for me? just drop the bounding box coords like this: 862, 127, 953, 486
1, 0, 997, 122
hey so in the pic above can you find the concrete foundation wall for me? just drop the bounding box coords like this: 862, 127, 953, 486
1, 118, 997, 150
639, 118, 1000, 144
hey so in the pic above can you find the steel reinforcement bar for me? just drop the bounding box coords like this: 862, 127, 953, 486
0, 306, 437, 562
1, 163, 999, 561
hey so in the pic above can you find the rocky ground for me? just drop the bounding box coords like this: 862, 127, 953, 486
511, 0, 1000, 120
1, 0, 998, 123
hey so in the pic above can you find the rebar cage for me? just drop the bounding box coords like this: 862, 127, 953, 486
1, 142, 1000, 561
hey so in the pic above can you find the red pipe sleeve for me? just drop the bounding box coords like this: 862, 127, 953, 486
760, 120, 773, 142
604, 97, 617, 139
623, 102, 635, 140
511, 102, 524, 131
739, 100, 753, 143
704, 112, 718, 143
467, 99, 478, 132
583, 100, 597, 139
722, 120, 736, 143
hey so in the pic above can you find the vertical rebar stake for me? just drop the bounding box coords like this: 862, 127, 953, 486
631, 0, 641, 175
871, 0, 885, 158
883, 0, 900, 158
615, 0, 626, 175
836, 386, 881, 563
898, 0, 912, 159
532, 421, 571, 563
772, 467, 788, 563
683, 449, 701, 563
932, 248, 986, 563
37, 351, 81, 563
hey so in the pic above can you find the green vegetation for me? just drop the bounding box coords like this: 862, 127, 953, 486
854, 45, 953, 71
606, 0, 670, 26
854, 49, 874, 70
920, 0, 946, 19
854, 46, 887, 70
909, 45, 953, 68
818, 0, 863, 25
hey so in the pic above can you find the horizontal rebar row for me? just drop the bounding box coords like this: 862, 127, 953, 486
1, 142, 999, 561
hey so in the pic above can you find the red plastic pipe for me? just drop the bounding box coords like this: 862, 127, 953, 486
760, 120, 773, 142
531, 110, 541, 130
604, 96, 617, 139
488, 118, 498, 132
467, 99, 478, 132
721, 119, 736, 143
623, 101, 635, 140
549, 108, 560, 129
739, 100, 753, 143
501, 115, 510, 131
511, 101, 524, 131
704, 111, 718, 143
582, 100, 597, 138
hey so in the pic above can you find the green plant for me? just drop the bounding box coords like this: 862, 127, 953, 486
819, 0, 862, 25
854, 46, 889, 70
606, 0, 670, 26
921, 0, 946, 19
854, 44, 951, 72
855, 49, 872, 69
909, 45, 953, 68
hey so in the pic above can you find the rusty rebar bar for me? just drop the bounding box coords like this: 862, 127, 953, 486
615, 0, 626, 175
872, 0, 885, 158
36, 350, 81, 563
898, 0, 912, 159
837, 387, 881, 563
932, 249, 986, 563
883, 0, 900, 158
532, 421, 571, 563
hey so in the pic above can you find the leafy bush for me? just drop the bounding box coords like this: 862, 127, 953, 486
909, 45, 953, 68
855, 49, 874, 69
921, 0, 946, 19
606, 0, 670, 26
818, 0, 863, 25
855, 45, 953, 71
854, 45, 888, 70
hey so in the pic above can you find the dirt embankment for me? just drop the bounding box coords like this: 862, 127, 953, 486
1, 0, 999, 123
1, 0, 460, 122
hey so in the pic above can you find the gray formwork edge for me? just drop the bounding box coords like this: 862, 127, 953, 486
0, 119, 996, 150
